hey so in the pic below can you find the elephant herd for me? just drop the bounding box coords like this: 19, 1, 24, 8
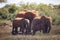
12, 10, 52, 35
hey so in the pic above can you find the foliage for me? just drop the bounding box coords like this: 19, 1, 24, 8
0, 4, 19, 21
8, 4, 19, 13
0, 8, 8, 19
53, 4, 60, 9
0, 3, 60, 25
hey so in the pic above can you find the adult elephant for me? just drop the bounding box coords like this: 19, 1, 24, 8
12, 18, 30, 35
41, 16, 52, 33
31, 16, 52, 35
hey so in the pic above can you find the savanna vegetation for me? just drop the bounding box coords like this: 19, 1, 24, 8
0, 3, 60, 25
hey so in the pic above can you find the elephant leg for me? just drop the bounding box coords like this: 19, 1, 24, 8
43, 24, 48, 33
12, 27, 15, 35
45, 26, 48, 33
43, 28, 46, 33
15, 27, 18, 34
26, 26, 31, 34
12, 27, 18, 35
21, 28, 24, 34
32, 30, 36, 35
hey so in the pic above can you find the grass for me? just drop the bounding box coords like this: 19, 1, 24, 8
0, 25, 60, 40
0, 34, 60, 40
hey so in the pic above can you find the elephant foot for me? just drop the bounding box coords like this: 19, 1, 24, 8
25, 30, 31, 35
32, 30, 36, 35
12, 31, 18, 35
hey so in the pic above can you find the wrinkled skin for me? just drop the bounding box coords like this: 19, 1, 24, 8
31, 16, 52, 35
12, 18, 30, 35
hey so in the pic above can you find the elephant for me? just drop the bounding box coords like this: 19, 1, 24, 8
40, 16, 52, 33
31, 16, 52, 35
12, 18, 31, 35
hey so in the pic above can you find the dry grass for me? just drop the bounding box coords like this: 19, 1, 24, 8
0, 25, 60, 40
0, 35, 60, 40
